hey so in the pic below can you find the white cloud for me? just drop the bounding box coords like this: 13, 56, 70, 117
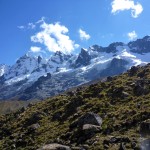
78, 29, 91, 40
31, 21, 79, 54
30, 46, 41, 52
17, 26, 25, 29
111, 0, 143, 18
18, 23, 36, 30
127, 30, 138, 40
74, 44, 80, 49
28, 23, 36, 29
36, 17, 46, 24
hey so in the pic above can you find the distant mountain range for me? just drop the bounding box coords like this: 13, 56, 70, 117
0, 36, 150, 100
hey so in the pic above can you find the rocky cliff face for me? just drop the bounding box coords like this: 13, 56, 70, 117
74, 48, 91, 68
0, 36, 150, 100
128, 35, 150, 53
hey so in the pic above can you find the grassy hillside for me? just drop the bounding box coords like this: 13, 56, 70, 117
0, 100, 40, 114
0, 64, 150, 150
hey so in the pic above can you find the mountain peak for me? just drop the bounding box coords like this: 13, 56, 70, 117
0, 36, 150, 100
51, 51, 72, 64
54, 51, 63, 56
37, 56, 43, 64
90, 45, 101, 50
73, 48, 91, 68
143, 35, 150, 41
128, 36, 150, 54
81, 48, 88, 52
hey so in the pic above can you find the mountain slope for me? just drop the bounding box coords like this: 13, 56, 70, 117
0, 64, 9, 77
0, 36, 150, 101
0, 64, 150, 149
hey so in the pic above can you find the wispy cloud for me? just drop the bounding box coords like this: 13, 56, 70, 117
28, 23, 36, 29
30, 46, 41, 52
36, 17, 46, 24
18, 23, 36, 30
78, 29, 91, 40
101, 33, 114, 39
111, 0, 143, 18
17, 26, 25, 29
127, 30, 138, 40
31, 21, 79, 54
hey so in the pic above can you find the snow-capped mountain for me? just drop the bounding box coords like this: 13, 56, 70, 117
2, 52, 74, 86
0, 64, 9, 77
0, 36, 150, 100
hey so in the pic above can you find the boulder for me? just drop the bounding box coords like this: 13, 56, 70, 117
71, 147, 85, 150
69, 113, 102, 143
19, 106, 26, 113
106, 136, 130, 144
134, 84, 148, 96
141, 138, 150, 150
28, 103, 34, 108
28, 123, 40, 132
140, 119, 150, 136
77, 112, 102, 127
37, 143, 71, 150
134, 79, 150, 96
122, 91, 130, 98
24, 112, 43, 126
131, 142, 137, 149
52, 111, 62, 121
82, 124, 101, 132
80, 124, 102, 140
119, 143, 126, 150
137, 70, 146, 78
128, 66, 138, 76
107, 76, 113, 82
16, 139, 27, 147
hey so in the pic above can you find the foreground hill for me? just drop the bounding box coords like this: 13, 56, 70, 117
0, 64, 150, 149
0, 100, 39, 114
0, 36, 150, 101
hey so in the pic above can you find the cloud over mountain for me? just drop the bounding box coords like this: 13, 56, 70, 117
30, 46, 41, 52
127, 30, 138, 40
31, 21, 79, 54
79, 29, 91, 41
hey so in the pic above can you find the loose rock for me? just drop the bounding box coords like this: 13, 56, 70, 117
37, 143, 71, 150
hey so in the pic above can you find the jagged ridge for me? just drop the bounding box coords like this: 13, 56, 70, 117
0, 36, 150, 100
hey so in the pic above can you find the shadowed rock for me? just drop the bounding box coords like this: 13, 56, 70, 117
141, 139, 150, 150
28, 123, 40, 133
140, 119, 150, 136
77, 112, 102, 127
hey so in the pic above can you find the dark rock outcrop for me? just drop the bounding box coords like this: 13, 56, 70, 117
76, 112, 102, 127
99, 58, 128, 78
128, 35, 150, 54
141, 138, 150, 150
140, 119, 150, 136
28, 123, 40, 133
128, 66, 139, 76
74, 48, 91, 68
82, 124, 101, 137
134, 79, 150, 96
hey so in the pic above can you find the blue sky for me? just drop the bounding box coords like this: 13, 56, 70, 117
0, 0, 149, 65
